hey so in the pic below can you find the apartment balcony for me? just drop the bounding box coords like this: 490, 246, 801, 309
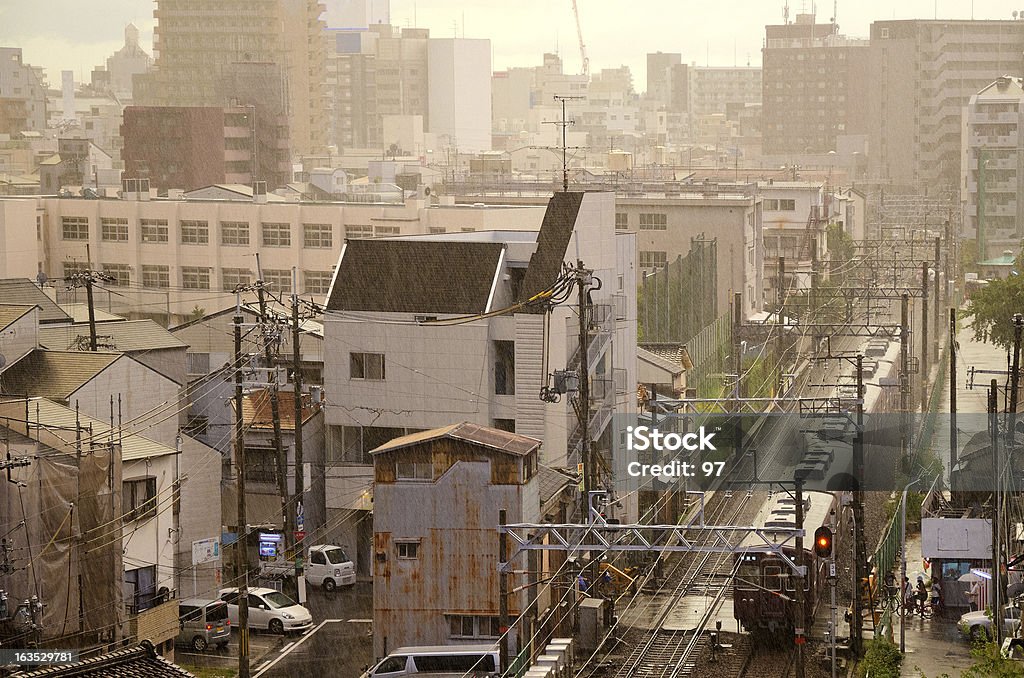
126, 596, 179, 648
224, 149, 250, 162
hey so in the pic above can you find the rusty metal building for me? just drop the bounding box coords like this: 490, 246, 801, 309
370, 422, 541, 660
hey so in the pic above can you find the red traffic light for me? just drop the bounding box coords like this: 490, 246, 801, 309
813, 525, 833, 558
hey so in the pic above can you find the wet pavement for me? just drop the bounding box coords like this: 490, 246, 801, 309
178, 580, 374, 677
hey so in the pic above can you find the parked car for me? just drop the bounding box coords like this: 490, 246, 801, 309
360, 645, 500, 677
958, 604, 1022, 640
219, 587, 313, 634
176, 598, 231, 652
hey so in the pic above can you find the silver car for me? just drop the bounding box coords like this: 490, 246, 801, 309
176, 598, 231, 652
219, 587, 313, 634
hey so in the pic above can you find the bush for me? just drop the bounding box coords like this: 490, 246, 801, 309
857, 638, 902, 678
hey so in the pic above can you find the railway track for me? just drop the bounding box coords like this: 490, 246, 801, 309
740, 647, 795, 678
611, 492, 757, 678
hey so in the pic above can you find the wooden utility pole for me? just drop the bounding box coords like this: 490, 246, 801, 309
950, 309, 958, 473
900, 293, 910, 461
291, 272, 305, 590
254, 256, 291, 586
921, 260, 929, 405
852, 354, 866, 654
577, 260, 593, 503
234, 305, 251, 678
933, 238, 941, 363
990, 379, 1003, 647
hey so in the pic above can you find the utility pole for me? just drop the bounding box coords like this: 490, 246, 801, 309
950, 309, 958, 474
66, 269, 114, 351
1010, 314, 1022, 414
254, 256, 291, 594
990, 378, 1002, 647
549, 95, 584, 191
794, 477, 806, 678
234, 304, 251, 678
498, 509, 510, 673
292, 270, 305, 595
921, 261, 929, 408
777, 256, 785, 314
810, 237, 818, 320
852, 354, 866, 654
933, 237, 941, 363
576, 260, 593, 502
733, 292, 743, 407
900, 293, 910, 462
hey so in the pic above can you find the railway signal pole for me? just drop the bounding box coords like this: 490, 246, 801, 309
794, 477, 806, 678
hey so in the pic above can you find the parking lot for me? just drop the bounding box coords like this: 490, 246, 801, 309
177, 580, 374, 677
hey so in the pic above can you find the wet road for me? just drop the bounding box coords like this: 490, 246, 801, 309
178, 581, 374, 678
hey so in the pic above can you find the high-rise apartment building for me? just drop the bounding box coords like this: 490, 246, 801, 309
428, 38, 492, 153
121, 106, 291, 192
135, 0, 326, 157
762, 15, 870, 156
0, 48, 47, 135
646, 52, 681, 104
868, 19, 1024, 190
964, 76, 1024, 260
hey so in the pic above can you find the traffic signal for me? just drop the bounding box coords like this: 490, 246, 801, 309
814, 525, 834, 558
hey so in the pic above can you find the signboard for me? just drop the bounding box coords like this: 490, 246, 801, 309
921, 518, 992, 559
294, 531, 306, 542
192, 538, 220, 565
577, 463, 585, 491
296, 501, 305, 532
258, 532, 283, 558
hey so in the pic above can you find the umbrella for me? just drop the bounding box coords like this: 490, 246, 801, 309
960, 571, 988, 583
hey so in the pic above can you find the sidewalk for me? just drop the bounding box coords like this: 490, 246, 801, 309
896, 535, 974, 677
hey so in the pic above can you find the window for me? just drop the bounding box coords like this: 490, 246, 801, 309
493, 418, 516, 432
123, 478, 157, 522
181, 266, 211, 290
222, 267, 252, 292
221, 221, 250, 246
263, 268, 292, 293
142, 265, 169, 289
448, 615, 500, 640
375, 657, 407, 673
62, 216, 89, 240
615, 213, 628, 230
101, 217, 128, 241
428, 226, 446, 234
764, 199, 778, 210
102, 263, 131, 287
63, 261, 88, 279
345, 224, 373, 238
180, 220, 209, 244
396, 462, 432, 480
124, 565, 156, 614
494, 340, 515, 395
326, 425, 416, 465
303, 223, 333, 248
639, 251, 667, 268
245, 447, 277, 484
261, 222, 291, 247
140, 218, 168, 243
639, 213, 667, 230
304, 270, 333, 295
397, 541, 420, 559
186, 352, 210, 375
779, 199, 796, 211
374, 225, 400, 236
350, 352, 385, 380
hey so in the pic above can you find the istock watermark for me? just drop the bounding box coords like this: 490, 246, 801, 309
623, 425, 725, 479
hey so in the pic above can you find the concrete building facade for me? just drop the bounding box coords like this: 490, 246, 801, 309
428, 38, 492, 153
868, 19, 1024, 190
762, 16, 870, 156
0, 48, 47, 135
964, 75, 1024, 259
136, 0, 326, 157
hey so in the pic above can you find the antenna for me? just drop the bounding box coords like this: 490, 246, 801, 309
543, 95, 585, 192
784, 0, 790, 23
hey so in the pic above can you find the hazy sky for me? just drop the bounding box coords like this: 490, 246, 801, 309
0, 1, 1019, 89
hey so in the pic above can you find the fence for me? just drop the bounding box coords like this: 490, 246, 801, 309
638, 237, 718, 345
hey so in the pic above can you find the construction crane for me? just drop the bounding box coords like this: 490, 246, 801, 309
570, 0, 590, 77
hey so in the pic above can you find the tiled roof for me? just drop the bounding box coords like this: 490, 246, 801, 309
240, 387, 320, 430
12, 641, 195, 677
58, 302, 124, 323
518, 191, 583, 313
0, 350, 120, 399
0, 280, 71, 323
371, 421, 541, 457
1, 397, 177, 462
0, 304, 35, 331
538, 465, 577, 505
638, 343, 693, 370
39, 320, 187, 353
326, 239, 505, 314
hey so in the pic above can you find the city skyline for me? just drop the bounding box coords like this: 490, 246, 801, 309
3, 0, 1020, 87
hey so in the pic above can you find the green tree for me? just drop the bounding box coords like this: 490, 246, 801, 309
921, 642, 1024, 678
857, 638, 902, 678
964, 252, 1024, 351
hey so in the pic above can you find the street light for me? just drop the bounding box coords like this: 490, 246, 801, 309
900, 476, 922, 653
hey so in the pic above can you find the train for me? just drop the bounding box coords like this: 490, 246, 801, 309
733, 489, 840, 635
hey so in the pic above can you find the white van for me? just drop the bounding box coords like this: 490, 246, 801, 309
361, 644, 500, 677
306, 544, 356, 591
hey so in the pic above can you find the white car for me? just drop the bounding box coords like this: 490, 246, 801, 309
219, 587, 313, 634
958, 604, 1021, 640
